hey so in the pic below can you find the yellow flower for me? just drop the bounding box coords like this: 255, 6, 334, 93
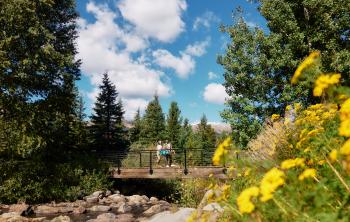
237, 186, 259, 214
244, 168, 251, 177
318, 160, 326, 165
286, 105, 292, 112
291, 51, 320, 84
212, 137, 232, 166
339, 120, 350, 137
307, 128, 324, 137
281, 158, 305, 169
340, 99, 350, 121
271, 114, 280, 121
313, 73, 341, 96
260, 168, 285, 202
329, 149, 338, 162
298, 168, 316, 181
340, 139, 350, 155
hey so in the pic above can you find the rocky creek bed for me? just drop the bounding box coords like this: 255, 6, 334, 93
0, 189, 224, 222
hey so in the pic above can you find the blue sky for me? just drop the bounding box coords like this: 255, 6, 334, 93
75, 0, 266, 123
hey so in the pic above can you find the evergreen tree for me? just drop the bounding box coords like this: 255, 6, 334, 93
219, 1, 350, 147
90, 73, 125, 149
130, 108, 142, 143
179, 118, 192, 150
196, 115, 216, 164
166, 102, 182, 149
0, 0, 80, 156
140, 95, 165, 144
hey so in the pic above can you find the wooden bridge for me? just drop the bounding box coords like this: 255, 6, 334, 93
98, 149, 229, 179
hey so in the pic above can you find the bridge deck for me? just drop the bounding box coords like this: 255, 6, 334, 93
110, 166, 228, 179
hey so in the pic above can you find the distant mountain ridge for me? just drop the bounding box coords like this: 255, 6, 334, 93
191, 122, 231, 134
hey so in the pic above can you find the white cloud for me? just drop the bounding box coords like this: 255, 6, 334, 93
77, 2, 172, 120
153, 49, 195, 79
208, 71, 218, 80
184, 38, 210, 56
122, 98, 149, 120
203, 83, 228, 105
153, 38, 210, 78
193, 11, 220, 31
118, 0, 187, 42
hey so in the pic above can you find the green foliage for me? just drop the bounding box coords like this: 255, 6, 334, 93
129, 109, 142, 144
140, 95, 166, 145
90, 73, 126, 150
219, 0, 350, 146
166, 101, 182, 148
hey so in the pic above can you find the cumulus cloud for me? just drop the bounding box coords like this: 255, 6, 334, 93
208, 71, 218, 80
203, 83, 228, 105
118, 0, 187, 42
77, 2, 172, 120
193, 11, 220, 31
153, 38, 210, 78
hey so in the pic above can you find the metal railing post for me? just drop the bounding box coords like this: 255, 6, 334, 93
149, 151, 153, 174
184, 148, 188, 175
117, 153, 121, 175
139, 152, 142, 167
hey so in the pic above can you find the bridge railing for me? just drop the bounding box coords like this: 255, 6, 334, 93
97, 148, 222, 175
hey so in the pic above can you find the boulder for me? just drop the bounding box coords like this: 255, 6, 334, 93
0, 214, 29, 222
149, 197, 158, 203
91, 191, 104, 199
202, 203, 224, 212
73, 206, 86, 214
108, 194, 126, 203
142, 204, 170, 217
105, 190, 112, 197
88, 205, 111, 212
148, 208, 195, 222
117, 202, 132, 214
50, 215, 71, 222
128, 195, 147, 205
109, 202, 123, 210
115, 214, 134, 222
141, 195, 150, 202
84, 196, 99, 204
95, 213, 116, 222
34, 206, 59, 215
9, 203, 33, 216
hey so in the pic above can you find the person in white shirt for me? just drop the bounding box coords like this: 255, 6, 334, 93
156, 141, 163, 164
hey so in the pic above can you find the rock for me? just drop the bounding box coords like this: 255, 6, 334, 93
95, 213, 116, 222
113, 190, 120, 194
0, 212, 22, 218
105, 190, 112, 197
58, 207, 74, 214
149, 197, 158, 203
110, 202, 124, 210
31, 217, 47, 222
74, 200, 89, 208
92, 191, 104, 199
73, 206, 86, 214
142, 204, 170, 217
50, 215, 71, 222
203, 203, 224, 212
141, 195, 150, 202
34, 206, 59, 215
128, 195, 147, 205
0, 209, 2, 215
84, 196, 99, 203
148, 208, 195, 222
88, 205, 111, 212
9, 203, 33, 216
108, 194, 126, 203
117, 202, 132, 214
115, 214, 134, 222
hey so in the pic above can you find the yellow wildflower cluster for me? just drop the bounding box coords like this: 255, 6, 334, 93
271, 114, 281, 122
236, 186, 260, 214
260, 168, 285, 202
298, 168, 317, 181
313, 73, 341, 97
295, 103, 337, 127
329, 149, 338, 162
280, 158, 305, 169
212, 137, 232, 166
291, 51, 320, 84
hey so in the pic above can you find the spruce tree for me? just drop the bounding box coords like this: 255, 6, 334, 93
90, 73, 125, 150
130, 109, 142, 143
196, 115, 216, 164
140, 95, 165, 144
0, 0, 80, 156
166, 102, 182, 149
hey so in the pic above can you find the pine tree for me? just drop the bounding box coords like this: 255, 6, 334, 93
130, 109, 142, 143
90, 73, 125, 150
196, 115, 216, 164
166, 102, 182, 149
140, 95, 165, 145
0, 0, 80, 156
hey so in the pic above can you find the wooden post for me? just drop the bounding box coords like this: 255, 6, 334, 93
139, 152, 142, 167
